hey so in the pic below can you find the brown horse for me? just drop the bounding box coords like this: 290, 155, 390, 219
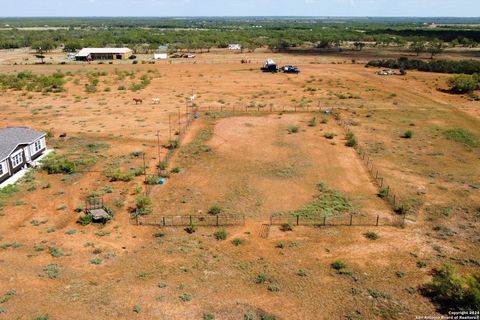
133, 98, 143, 105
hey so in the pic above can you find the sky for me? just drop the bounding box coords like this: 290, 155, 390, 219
1, 0, 478, 17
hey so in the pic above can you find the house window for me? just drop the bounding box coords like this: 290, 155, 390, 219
34, 139, 43, 152
0, 162, 5, 176
11, 152, 23, 168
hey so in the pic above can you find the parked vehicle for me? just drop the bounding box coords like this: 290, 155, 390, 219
261, 59, 278, 72
281, 65, 300, 73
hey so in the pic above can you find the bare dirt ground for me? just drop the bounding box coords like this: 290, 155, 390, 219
0, 50, 479, 319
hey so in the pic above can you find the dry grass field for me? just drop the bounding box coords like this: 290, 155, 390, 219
0, 49, 479, 319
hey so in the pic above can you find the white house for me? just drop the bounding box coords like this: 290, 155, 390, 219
228, 44, 242, 50
0, 127, 47, 187
154, 53, 168, 60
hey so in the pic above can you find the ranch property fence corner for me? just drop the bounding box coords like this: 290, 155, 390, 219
337, 119, 409, 220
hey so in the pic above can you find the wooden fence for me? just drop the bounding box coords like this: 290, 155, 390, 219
132, 213, 245, 227
270, 213, 405, 228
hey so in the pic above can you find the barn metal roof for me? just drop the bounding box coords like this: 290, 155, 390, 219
76, 48, 132, 57
0, 127, 45, 161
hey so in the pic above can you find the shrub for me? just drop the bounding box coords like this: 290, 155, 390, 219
308, 117, 317, 127
107, 170, 134, 182
77, 214, 93, 226
287, 126, 299, 134
185, 222, 197, 234
331, 260, 347, 270
90, 257, 102, 265
364, 231, 379, 240
145, 176, 159, 185
153, 232, 165, 238
231, 238, 243, 246
297, 269, 308, 277
402, 130, 414, 139
422, 264, 480, 312
208, 206, 222, 215
133, 305, 141, 313
345, 132, 358, 147
203, 314, 215, 320
255, 274, 267, 284
280, 222, 294, 232
366, 58, 480, 75
135, 196, 152, 215
179, 293, 192, 302
49, 246, 63, 258
43, 264, 60, 279
213, 230, 227, 240
324, 132, 336, 139
267, 283, 280, 292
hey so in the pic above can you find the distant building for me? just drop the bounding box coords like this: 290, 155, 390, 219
0, 127, 47, 186
228, 44, 242, 50
154, 53, 168, 60
158, 45, 169, 52
75, 48, 132, 61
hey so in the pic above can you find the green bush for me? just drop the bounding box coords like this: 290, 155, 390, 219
213, 230, 227, 240
41, 154, 76, 174
331, 260, 347, 270
287, 126, 299, 134
231, 238, 243, 246
77, 214, 92, 226
135, 196, 152, 216
324, 132, 336, 139
447, 74, 479, 93
185, 221, 197, 234
422, 264, 480, 312
208, 206, 222, 215
402, 130, 414, 139
345, 132, 357, 147
364, 231, 379, 240
179, 293, 192, 302
107, 169, 134, 182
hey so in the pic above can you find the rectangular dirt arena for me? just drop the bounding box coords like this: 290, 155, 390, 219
151, 112, 391, 221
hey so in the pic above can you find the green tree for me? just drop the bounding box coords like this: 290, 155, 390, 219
426, 41, 444, 59
409, 41, 425, 56
447, 74, 479, 93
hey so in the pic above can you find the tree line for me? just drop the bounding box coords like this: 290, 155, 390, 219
0, 19, 478, 52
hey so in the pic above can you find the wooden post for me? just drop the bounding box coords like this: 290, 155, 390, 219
163, 216, 165, 226
142, 153, 147, 184
380, 177, 384, 188
216, 215, 219, 226
376, 215, 379, 226
350, 214, 353, 226
393, 194, 396, 207
169, 114, 172, 141
375, 170, 378, 179
189, 215, 192, 225
296, 215, 299, 226
386, 186, 390, 197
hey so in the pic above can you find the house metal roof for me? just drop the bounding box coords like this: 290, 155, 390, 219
0, 127, 45, 161
76, 48, 132, 57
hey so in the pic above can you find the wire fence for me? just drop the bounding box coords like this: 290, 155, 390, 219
132, 213, 245, 227
269, 213, 405, 228
337, 119, 409, 217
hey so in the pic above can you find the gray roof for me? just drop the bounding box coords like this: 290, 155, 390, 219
0, 127, 45, 161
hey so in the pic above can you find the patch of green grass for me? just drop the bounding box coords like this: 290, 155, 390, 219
443, 128, 478, 147
287, 183, 353, 219
208, 206, 222, 215
324, 132, 336, 139
90, 258, 102, 265
133, 305, 141, 313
